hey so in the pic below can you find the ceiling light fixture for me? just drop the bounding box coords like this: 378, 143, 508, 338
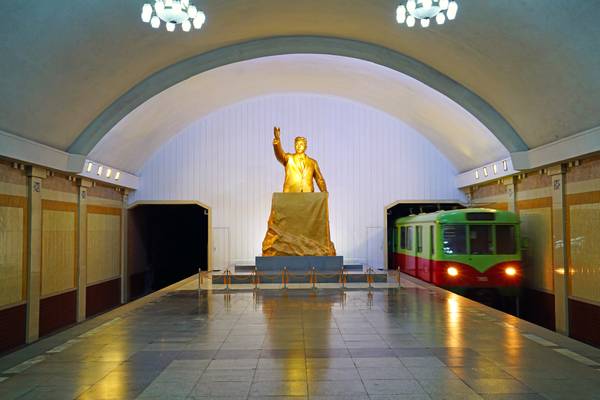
141, 0, 206, 32
396, 0, 458, 28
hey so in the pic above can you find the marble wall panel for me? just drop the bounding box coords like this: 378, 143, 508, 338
41, 203, 76, 297
87, 208, 121, 285
569, 202, 600, 303
519, 207, 553, 292
0, 202, 25, 307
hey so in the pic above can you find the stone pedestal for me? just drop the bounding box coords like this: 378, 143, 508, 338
262, 192, 335, 256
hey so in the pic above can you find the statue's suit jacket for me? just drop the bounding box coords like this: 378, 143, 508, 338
273, 140, 327, 193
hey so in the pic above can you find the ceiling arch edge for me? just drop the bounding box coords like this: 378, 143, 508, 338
67, 36, 528, 156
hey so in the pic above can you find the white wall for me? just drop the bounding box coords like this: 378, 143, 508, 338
131, 94, 464, 267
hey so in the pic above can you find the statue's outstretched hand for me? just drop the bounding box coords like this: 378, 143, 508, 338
273, 126, 281, 144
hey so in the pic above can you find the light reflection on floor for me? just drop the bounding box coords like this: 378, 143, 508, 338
0, 283, 599, 399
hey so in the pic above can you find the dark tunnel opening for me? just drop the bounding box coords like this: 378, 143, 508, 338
128, 204, 208, 300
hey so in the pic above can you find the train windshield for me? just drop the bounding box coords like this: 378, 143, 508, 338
470, 225, 493, 254
496, 225, 516, 254
442, 224, 467, 254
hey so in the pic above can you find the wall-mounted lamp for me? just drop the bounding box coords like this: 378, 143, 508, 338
115, 171, 121, 181
106, 168, 112, 178
97, 166, 103, 176
483, 167, 488, 177
86, 162, 93, 172
502, 160, 508, 171
475, 170, 480, 179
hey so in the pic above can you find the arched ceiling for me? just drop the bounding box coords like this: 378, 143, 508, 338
89, 54, 507, 173
1, 1, 600, 163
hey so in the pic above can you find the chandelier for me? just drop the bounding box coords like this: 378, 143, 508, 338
396, 0, 458, 28
141, 0, 206, 32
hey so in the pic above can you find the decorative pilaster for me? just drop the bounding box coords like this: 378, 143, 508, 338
548, 164, 569, 335
76, 178, 92, 322
120, 191, 129, 304
25, 166, 47, 343
503, 176, 517, 213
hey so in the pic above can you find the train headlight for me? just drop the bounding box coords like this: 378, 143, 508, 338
505, 266, 517, 276
447, 267, 458, 277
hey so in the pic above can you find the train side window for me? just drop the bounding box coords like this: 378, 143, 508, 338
406, 226, 413, 250
400, 227, 406, 249
416, 226, 423, 253
496, 225, 516, 254
442, 224, 466, 255
470, 225, 493, 254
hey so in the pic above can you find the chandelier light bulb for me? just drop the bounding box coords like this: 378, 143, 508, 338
447, 1, 458, 20
421, 18, 430, 28
188, 5, 198, 18
155, 2, 164, 14
422, 0, 432, 9
439, 0, 449, 9
166, 21, 175, 32
406, 0, 416, 13
165, 0, 173, 6
406, 15, 415, 27
182, 19, 191, 32
141, 11, 151, 23
172, 2, 182, 14
193, 12, 206, 29
182, 0, 189, 7
150, 15, 160, 28
396, 5, 406, 23
436, 12, 445, 25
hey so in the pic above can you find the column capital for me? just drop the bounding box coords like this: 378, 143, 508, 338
546, 164, 567, 176
26, 166, 48, 179
76, 178, 93, 188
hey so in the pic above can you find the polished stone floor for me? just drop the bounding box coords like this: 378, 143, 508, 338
1, 275, 600, 399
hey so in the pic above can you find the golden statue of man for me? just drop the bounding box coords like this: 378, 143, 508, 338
273, 127, 327, 192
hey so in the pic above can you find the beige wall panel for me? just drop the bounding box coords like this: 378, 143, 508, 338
520, 207, 553, 292
570, 202, 600, 303
41, 209, 76, 296
87, 213, 121, 284
0, 206, 25, 307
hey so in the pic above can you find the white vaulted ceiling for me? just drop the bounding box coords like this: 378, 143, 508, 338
90, 54, 506, 173
1, 1, 600, 173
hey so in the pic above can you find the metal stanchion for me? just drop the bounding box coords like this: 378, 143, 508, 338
339, 266, 346, 288
254, 267, 259, 290
367, 267, 373, 288
312, 266, 317, 289
225, 269, 231, 290
282, 267, 288, 289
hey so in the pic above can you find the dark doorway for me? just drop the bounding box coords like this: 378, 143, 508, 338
386, 201, 464, 269
128, 204, 208, 300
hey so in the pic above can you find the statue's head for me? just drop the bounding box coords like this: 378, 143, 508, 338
294, 136, 307, 154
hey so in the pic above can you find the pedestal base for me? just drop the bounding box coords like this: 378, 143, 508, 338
255, 256, 343, 272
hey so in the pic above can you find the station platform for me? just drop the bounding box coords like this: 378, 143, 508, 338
0, 274, 599, 399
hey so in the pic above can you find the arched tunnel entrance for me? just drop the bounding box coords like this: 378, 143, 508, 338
127, 203, 209, 300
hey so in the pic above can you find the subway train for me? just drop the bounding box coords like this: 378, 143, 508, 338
393, 208, 522, 296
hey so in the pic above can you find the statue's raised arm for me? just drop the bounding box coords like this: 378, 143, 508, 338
273, 126, 287, 165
